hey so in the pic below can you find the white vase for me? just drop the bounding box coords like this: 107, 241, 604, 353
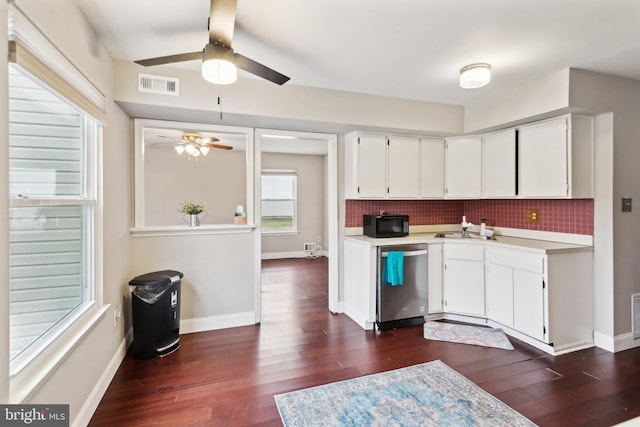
188, 214, 200, 227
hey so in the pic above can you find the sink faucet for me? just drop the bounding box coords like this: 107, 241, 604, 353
461, 216, 473, 237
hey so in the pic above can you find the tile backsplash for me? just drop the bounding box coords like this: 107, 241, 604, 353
345, 199, 594, 235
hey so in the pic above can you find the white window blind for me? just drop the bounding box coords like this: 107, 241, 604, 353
8, 3, 106, 123
8, 65, 96, 369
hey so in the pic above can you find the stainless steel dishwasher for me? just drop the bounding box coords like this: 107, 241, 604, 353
377, 244, 428, 330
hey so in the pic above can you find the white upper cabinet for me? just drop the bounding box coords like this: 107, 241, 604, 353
482, 128, 516, 197
345, 132, 431, 199
345, 114, 592, 201
518, 115, 593, 198
420, 137, 445, 198
345, 132, 387, 199
445, 136, 482, 198
388, 136, 420, 198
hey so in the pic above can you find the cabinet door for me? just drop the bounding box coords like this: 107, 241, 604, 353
420, 138, 445, 198
483, 128, 516, 197
357, 133, 387, 198
518, 117, 568, 197
445, 136, 482, 198
427, 243, 443, 313
485, 263, 514, 327
513, 269, 545, 341
444, 259, 485, 316
388, 136, 420, 198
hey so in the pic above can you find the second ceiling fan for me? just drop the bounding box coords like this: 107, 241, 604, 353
135, 0, 290, 86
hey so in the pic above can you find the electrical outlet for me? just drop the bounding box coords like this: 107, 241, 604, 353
113, 305, 122, 327
304, 242, 316, 252
622, 197, 632, 212
526, 209, 539, 223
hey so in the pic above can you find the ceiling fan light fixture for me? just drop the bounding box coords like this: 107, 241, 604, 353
185, 143, 199, 157
202, 43, 237, 85
459, 63, 491, 89
175, 145, 185, 155
199, 145, 210, 156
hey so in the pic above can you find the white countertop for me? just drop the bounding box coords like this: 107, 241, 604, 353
345, 232, 593, 254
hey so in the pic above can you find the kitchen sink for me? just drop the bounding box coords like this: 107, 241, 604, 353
435, 232, 497, 241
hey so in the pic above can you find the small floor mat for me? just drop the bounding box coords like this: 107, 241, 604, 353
424, 321, 514, 350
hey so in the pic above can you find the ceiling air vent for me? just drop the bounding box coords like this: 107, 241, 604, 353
138, 73, 179, 96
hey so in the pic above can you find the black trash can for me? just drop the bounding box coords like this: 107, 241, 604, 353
129, 270, 183, 358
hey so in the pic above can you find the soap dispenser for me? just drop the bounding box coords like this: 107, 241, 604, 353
480, 219, 486, 236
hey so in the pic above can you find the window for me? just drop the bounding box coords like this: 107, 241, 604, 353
261, 171, 297, 232
8, 64, 99, 372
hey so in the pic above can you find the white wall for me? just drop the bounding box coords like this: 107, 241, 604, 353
568, 70, 640, 339
131, 232, 257, 325
464, 68, 572, 133
4, 1, 132, 424
113, 60, 465, 136
261, 152, 326, 256
144, 146, 247, 225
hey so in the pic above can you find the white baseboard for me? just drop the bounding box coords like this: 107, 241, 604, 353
579, 331, 640, 353
180, 311, 256, 334
594, 331, 615, 352
72, 333, 130, 427
613, 332, 640, 352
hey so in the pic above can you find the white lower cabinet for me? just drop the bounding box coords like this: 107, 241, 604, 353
343, 236, 593, 354
512, 269, 545, 341
485, 263, 514, 327
485, 247, 546, 341
443, 244, 484, 317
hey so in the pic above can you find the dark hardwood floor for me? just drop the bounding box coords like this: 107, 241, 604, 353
90, 257, 640, 426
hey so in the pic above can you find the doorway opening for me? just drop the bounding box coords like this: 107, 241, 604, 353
255, 129, 338, 323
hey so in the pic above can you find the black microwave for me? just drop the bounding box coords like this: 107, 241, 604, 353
363, 215, 409, 238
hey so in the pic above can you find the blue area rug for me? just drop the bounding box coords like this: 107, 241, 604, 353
274, 360, 536, 426
424, 321, 514, 350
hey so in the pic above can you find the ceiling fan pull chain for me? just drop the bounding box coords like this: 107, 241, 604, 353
218, 95, 223, 120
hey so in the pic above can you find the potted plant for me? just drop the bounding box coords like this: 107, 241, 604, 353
179, 201, 206, 226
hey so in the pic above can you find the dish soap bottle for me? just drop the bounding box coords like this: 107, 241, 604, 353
480, 219, 486, 236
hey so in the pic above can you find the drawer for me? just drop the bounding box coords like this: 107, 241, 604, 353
485, 247, 544, 274
444, 244, 484, 261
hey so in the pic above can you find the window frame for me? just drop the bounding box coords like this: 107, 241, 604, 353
132, 118, 255, 232
260, 170, 298, 234
7, 67, 103, 380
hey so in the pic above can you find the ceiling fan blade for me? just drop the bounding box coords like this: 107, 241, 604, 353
135, 51, 203, 67
198, 137, 220, 144
234, 53, 290, 85
204, 142, 233, 150
209, 0, 237, 47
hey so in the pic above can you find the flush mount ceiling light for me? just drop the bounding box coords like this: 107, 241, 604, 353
201, 43, 238, 85
459, 63, 491, 89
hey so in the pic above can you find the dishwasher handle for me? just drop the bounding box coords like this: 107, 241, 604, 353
381, 249, 427, 258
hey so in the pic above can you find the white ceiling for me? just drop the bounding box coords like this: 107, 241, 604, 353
76, 0, 640, 107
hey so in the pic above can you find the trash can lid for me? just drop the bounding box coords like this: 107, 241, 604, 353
129, 270, 183, 287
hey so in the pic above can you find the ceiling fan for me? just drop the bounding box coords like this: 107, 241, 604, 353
157, 131, 233, 157
135, 0, 290, 86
